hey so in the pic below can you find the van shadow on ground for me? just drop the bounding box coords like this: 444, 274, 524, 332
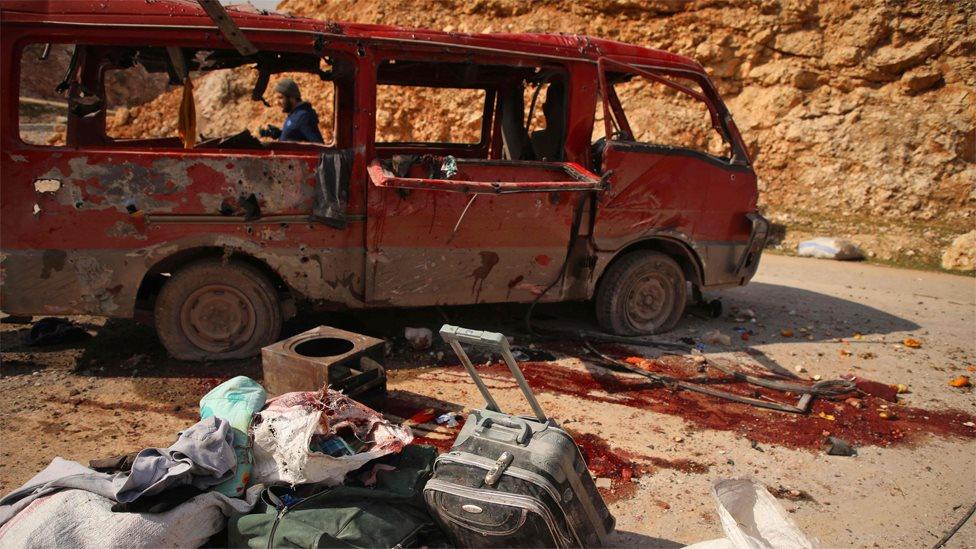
40, 279, 920, 382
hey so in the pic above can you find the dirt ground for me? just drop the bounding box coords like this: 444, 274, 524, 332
1, 254, 974, 547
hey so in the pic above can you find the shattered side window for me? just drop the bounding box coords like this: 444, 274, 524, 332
612, 74, 730, 158
375, 85, 485, 145
18, 43, 73, 146
106, 53, 335, 147
103, 64, 178, 140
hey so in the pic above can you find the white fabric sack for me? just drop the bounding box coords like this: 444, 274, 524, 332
252, 390, 412, 486
797, 238, 863, 260
687, 478, 819, 549
685, 539, 736, 549
0, 485, 260, 548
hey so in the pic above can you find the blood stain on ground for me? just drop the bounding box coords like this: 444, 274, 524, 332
568, 430, 709, 503
382, 387, 710, 503
444, 357, 976, 451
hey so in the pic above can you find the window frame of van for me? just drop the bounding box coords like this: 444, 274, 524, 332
596, 56, 751, 166
373, 81, 494, 149
370, 52, 575, 161
12, 36, 355, 156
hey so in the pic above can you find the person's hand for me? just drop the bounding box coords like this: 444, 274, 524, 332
259, 124, 281, 139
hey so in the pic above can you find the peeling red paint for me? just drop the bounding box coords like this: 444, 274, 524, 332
1, 0, 765, 352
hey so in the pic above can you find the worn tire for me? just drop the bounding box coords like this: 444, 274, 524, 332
594, 251, 687, 335
154, 259, 282, 361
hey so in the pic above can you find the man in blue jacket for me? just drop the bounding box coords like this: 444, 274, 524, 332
265, 78, 324, 144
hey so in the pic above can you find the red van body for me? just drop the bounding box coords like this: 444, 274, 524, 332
0, 0, 768, 359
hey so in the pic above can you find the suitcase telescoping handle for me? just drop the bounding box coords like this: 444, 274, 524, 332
439, 324, 548, 423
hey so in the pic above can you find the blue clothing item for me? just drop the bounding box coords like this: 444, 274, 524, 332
279, 101, 324, 143
200, 376, 267, 497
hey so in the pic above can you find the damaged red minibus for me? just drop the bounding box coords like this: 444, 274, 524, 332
0, 0, 768, 360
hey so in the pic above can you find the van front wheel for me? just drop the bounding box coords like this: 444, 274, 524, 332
154, 260, 282, 361
595, 251, 687, 335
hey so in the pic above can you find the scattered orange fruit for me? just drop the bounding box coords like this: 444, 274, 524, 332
903, 338, 922, 348
895, 384, 910, 394
949, 375, 972, 388
780, 329, 794, 337
878, 410, 896, 420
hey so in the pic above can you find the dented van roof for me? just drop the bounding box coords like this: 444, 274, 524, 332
0, 0, 707, 73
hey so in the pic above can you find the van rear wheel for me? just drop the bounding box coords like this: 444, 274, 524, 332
155, 259, 282, 361
595, 251, 687, 335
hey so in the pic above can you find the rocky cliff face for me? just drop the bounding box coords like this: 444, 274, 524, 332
101, 0, 974, 270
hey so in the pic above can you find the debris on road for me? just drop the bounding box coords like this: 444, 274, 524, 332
404, 327, 433, 350
434, 412, 459, 427
825, 436, 857, 456
798, 237, 864, 260
21, 317, 90, 347
262, 326, 387, 405
703, 330, 732, 346
769, 485, 815, 502
949, 375, 971, 388
903, 337, 923, 348
732, 307, 757, 322
780, 328, 795, 337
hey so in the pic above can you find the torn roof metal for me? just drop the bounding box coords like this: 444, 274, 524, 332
0, 0, 708, 74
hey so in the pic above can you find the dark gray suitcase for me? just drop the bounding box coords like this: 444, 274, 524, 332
423, 325, 615, 548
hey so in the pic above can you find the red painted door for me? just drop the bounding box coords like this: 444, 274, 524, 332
365, 166, 590, 307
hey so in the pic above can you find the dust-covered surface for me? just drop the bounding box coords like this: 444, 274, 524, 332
1, 254, 974, 546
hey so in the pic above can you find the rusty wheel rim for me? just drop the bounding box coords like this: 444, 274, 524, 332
180, 284, 257, 354
624, 271, 674, 330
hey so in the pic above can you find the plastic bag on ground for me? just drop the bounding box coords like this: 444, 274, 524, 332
686, 478, 819, 549
797, 238, 863, 260
252, 389, 413, 486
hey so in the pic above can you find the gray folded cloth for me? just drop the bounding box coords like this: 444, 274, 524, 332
0, 416, 236, 526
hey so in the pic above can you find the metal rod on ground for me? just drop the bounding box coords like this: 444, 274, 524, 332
704, 357, 855, 396
580, 337, 819, 414
932, 500, 976, 549
526, 327, 691, 352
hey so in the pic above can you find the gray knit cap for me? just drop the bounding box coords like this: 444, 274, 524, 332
274, 78, 301, 99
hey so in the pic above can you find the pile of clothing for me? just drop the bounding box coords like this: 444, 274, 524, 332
0, 376, 438, 548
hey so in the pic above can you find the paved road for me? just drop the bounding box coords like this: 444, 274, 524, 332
0, 254, 973, 546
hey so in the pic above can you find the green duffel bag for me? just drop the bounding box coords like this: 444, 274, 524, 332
230, 445, 444, 548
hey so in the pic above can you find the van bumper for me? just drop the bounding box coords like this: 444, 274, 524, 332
699, 212, 769, 289
734, 212, 769, 283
